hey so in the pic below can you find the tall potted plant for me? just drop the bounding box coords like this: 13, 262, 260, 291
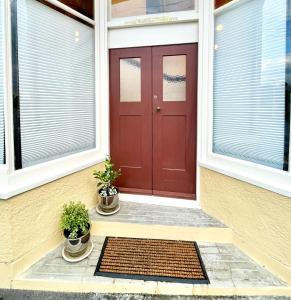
93, 157, 121, 215
60, 201, 92, 260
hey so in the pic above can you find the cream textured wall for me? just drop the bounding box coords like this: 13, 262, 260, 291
0, 163, 104, 288
200, 167, 291, 284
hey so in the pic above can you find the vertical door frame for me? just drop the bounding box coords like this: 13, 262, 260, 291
104, 0, 205, 207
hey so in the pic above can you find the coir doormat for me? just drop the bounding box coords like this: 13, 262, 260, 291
94, 237, 209, 284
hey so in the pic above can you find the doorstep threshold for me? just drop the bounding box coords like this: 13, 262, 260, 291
119, 193, 200, 208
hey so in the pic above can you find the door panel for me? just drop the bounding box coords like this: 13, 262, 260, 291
110, 47, 152, 194
110, 44, 197, 199
152, 44, 197, 199
161, 116, 186, 170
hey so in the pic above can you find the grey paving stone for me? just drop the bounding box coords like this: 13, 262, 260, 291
47, 257, 88, 267
199, 247, 220, 254
90, 202, 226, 228
19, 238, 287, 292
33, 264, 88, 276
209, 279, 235, 288
85, 266, 98, 276
198, 246, 286, 288
18, 198, 287, 294
87, 257, 99, 267
92, 236, 106, 244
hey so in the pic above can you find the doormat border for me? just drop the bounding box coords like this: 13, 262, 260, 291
94, 237, 210, 285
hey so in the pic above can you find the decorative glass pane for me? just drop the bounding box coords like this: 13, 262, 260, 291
213, 0, 289, 170
0, 0, 4, 164
120, 58, 141, 102
163, 55, 186, 102
16, 0, 96, 168
111, 0, 195, 19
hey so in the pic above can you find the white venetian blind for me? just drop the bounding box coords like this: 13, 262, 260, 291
213, 0, 288, 170
17, 0, 95, 168
0, 0, 5, 164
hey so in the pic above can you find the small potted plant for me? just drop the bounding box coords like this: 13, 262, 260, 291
93, 156, 121, 215
60, 201, 91, 258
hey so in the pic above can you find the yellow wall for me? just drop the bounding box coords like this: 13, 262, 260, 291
0, 163, 104, 288
200, 167, 291, 284
2, 163, 290, 287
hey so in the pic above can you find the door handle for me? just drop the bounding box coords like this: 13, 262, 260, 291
155, 107, 161, 112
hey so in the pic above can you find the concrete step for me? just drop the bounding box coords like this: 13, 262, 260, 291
90, 201, 232, 243
13, 236, 290, 297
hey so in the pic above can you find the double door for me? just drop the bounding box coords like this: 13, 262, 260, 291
110, 44, 197, 199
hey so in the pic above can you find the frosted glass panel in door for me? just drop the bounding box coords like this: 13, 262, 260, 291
163, 55, 186, 102
120, 58, 141, 102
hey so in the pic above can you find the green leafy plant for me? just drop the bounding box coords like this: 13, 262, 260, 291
60, 201, 90, 239
93, 156, 121, 197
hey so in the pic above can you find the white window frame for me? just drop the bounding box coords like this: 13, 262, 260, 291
107, 0, 199, 29
198, 0, 291, 198
2, 0, 289, 200
0, 0, 109, 199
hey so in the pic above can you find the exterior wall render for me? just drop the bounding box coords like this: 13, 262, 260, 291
0, 162, 104, 288
200, 167, 291, 284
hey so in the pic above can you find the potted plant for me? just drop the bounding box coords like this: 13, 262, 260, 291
60, 201, 91, 258
93, 156, 121, 215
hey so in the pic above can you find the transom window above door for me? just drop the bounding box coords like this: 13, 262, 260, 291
109, 0, 196, 19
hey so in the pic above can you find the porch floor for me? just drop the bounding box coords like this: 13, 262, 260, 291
12, 201, 290, 296
14, 236, 287, 296
90, 201, 226, 228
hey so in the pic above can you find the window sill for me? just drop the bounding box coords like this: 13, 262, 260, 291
199, 153, 291, 198
0, 149, 106, 200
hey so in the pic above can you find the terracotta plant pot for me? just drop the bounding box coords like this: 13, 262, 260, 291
64, 225, 91, 258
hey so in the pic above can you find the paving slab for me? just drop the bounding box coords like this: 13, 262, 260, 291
90, 201, 226, 228
14, 236, 288, 296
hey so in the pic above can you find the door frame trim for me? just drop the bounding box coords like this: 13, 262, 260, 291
102, 2, 204, 209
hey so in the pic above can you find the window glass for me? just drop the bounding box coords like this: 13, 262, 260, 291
213, 0, 290, 170
15, 0, 95, 168
0, 0, 5, 164
110, 0, 195, 19
120, 58, 141, 102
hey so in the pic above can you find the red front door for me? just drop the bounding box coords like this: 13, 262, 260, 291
110, 44, 197, 199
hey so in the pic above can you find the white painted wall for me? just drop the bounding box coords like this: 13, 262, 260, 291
109, 22, 199, 49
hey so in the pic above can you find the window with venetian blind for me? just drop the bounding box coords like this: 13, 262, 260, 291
213, 0, 290, 171
13, 0, 96, 169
